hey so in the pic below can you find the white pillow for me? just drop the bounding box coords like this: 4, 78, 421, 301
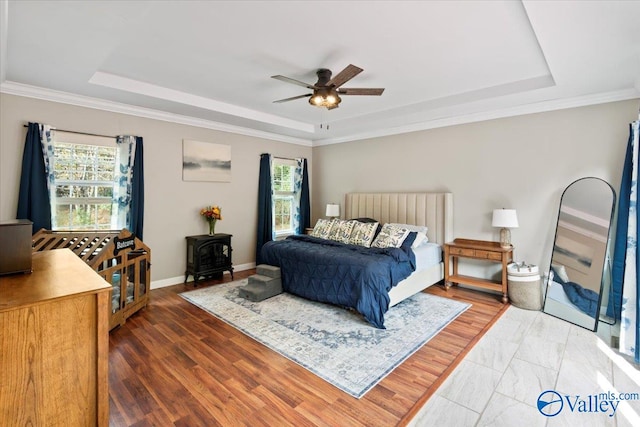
552, 264, 570, 283
371, 224, 410, 248
387, 223, 429, 248
411, 232, 429, 249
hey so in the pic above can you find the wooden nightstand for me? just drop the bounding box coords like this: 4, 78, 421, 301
443, 238, 513, 303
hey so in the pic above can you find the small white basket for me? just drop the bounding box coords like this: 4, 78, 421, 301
507, 262, 542, 310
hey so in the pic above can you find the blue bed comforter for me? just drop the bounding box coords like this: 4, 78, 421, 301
552, 267, 599, 318
260, 235, 416, 328
561, 281, 599, 318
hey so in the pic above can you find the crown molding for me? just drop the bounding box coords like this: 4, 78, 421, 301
0, 80, 313, 147
312, 88, 640, 146
557, 220, 607, 243
2, 80, 638, 148
560, 205, 610, 228
89, 71, 314, 134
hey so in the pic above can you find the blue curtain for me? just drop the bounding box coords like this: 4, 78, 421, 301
114, 135, 144, 240
298, 158, 311, 234
130, 136, 145, 240
610, 119, 640, 362
16, 123, 51, 233
256, 153, 273, 265
608, 125, 634, 319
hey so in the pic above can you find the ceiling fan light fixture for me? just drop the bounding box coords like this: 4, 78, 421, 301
309, 88, 341, 109
310, 94, 324, 106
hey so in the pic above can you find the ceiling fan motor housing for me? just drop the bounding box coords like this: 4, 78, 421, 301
315, 69, 333, 87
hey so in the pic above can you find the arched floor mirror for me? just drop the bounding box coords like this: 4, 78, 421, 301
543, 177, 616, 331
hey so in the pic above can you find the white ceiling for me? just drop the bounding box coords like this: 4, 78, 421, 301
1, 1, 639, 146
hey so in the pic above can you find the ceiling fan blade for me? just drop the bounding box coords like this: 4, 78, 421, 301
338, 88, 385, 96
326, 64, 363, 88
273, 94, 312, 103
271, 75, 317, 89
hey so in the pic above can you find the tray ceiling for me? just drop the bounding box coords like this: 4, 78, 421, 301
1, 1, 639, 145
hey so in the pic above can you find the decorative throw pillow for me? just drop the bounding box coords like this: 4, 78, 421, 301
327, 219, 356, 244
387, 223, 429, 248
311, 218, 335, 239
348, 221, 379, 247
371, 223, 411, 248
351, 217, 383, 240
388, 223, 428, 235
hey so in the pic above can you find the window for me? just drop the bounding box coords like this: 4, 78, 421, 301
51, 132, 118, 230
272, 158, 296, 236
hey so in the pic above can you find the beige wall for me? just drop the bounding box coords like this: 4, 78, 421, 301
312, 100, 638, 276
2, 93, 637, 285
0, 93, 312, 286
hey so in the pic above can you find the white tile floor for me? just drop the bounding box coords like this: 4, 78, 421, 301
408, 306, 640, 427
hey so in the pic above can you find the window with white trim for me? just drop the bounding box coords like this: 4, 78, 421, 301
272, 158, 296, 236
51, 132, 119, 230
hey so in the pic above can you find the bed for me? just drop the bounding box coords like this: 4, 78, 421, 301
261, 192, 453, 328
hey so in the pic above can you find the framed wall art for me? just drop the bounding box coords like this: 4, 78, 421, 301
182, 139, 231, 182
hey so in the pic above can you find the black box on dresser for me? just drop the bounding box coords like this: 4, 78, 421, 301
0, 219, 33, 275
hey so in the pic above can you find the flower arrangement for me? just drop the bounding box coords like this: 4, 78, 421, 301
200, 205, 222, 235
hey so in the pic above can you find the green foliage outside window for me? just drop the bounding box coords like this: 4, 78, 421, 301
52, 142, 117, 230
272, 163, 293, 191
272, 162, 295, 233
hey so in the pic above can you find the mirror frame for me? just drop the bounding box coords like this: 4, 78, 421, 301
543, 177, 616, 331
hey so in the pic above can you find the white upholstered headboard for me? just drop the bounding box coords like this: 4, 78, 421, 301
344, 192, 453, 246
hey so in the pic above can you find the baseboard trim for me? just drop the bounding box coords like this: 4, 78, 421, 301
151, 262, 256, 289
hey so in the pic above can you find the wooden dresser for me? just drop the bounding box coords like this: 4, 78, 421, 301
0, 249, 111, 426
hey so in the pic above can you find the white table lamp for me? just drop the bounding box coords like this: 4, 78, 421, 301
326, 203, 340, 219
492, 209, 518, 248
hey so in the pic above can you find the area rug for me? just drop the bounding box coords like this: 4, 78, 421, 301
180, 279, 470, 398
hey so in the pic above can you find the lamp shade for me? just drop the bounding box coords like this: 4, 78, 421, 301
492, 209, 519, 228
326, 203, 340, 217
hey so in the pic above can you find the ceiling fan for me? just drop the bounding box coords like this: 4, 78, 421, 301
271, 64, 385, 110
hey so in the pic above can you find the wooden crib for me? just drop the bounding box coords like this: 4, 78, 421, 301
32, 229, 151, 331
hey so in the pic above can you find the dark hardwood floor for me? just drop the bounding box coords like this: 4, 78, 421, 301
108, 271, 508, 426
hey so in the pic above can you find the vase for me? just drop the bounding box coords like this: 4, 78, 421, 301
208, 219, 216, 236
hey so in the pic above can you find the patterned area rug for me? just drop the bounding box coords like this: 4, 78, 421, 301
180, 279, 470, 398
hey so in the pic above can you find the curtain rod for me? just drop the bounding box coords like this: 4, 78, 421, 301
23, 124, 116, 139
270, 155, 298, 161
